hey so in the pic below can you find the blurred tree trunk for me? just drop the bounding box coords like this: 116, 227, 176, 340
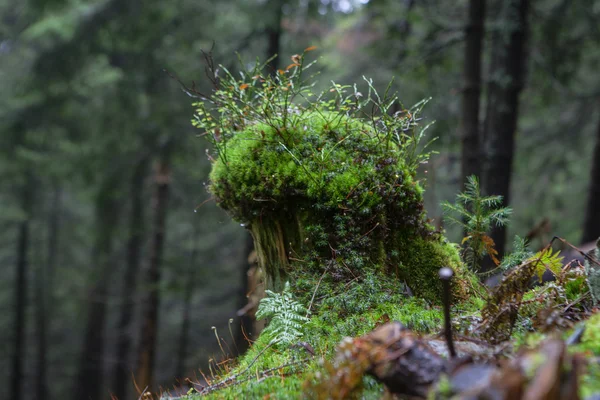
236, 234, 255, 353
582, 114, 600, 243
136, 142, 171, 393
460, 0, 486, 183
74, 176, 121, 400
482, 0, 529, 266
112, 158, 148, 400
266, 0, 284, 73
175, 230, 198, 379
11, 177, 33, 400
35, 185, 61, 400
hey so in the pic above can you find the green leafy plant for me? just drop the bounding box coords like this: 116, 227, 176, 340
189, 48, 437, 178
529, 247, 563, 282
442, 175, 512, 273
499, 236, 563, 282
256, 281, 310, 345
500, 235, 531, 271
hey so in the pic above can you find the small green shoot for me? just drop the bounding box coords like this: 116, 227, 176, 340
256, 281, 310, 346
442, 175, 512, 273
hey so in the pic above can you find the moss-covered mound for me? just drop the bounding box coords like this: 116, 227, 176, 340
210, 111, 472, 302
187, 54, 482, 399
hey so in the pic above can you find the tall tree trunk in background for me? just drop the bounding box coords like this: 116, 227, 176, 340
10, 177, 33, 400
482, 0, 529, 267
74, 177, 120, 400
35, 185, 61, 400
393, 0, 416, 63
266, 0, 284, 73
582, 114, 600, 243
460, 0, 486, 183
136, 143, 171, 393
175, 230, 198, 379
112, 158, 148, 400
235, 234, 255, 353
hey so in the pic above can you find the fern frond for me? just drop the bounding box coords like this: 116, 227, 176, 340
529, 248, 563, 282
256, 282, 310, 345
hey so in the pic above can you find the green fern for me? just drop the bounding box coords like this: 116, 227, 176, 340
256, 282, 310, 345
528, 247, 564, 282
442, 175, 512, 273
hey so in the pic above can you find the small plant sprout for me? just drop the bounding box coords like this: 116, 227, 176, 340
442, 175, 512, 273
256, 281, 310, 346
211, 326, 226, 357
228, 318, 239, 355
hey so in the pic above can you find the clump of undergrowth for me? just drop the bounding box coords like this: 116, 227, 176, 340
183, 49, 483, 399
189, 48, 477, 302
443, 175, 512, 273
472, 235, 594, 352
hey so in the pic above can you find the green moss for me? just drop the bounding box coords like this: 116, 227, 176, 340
209, 110, 477, 301
577, 312, 600, 355
393, 234, 470, 302
513, 313, 600, 398
564, 274, 588, 301
209, 111, 416, 220
192, 58, 484, 399
187, 288, 444, 400
570, 313, 600, 397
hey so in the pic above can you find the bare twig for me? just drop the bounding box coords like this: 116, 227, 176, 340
199, 350, 311, 396
552, 236, 600, 268
307, 268, 328, 318
136, 386, 149, 400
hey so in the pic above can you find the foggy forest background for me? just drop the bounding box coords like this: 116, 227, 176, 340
1, 0, 599, 399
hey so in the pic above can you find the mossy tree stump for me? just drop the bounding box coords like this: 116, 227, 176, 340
209, 111, 472, 303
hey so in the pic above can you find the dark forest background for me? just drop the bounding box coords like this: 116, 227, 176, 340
1, 0, 599, 399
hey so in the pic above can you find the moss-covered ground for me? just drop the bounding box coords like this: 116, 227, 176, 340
185, 295, 444, 399
186, 59, 600, 398
180, 297, 600, 399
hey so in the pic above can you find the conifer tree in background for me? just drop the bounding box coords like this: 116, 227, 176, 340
482, 0, 530, 265
36, 185, 61, 400
113, 157, 148, 400
11, 176, 33, 400
582, 116, 600, 244
460, 0, 486, 183
136, 140, 172, 393
265, 0, 284, 74
74, 177, 121, 400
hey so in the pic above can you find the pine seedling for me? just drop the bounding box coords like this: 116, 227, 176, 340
442, 175, 512, 273
499, 235, 531, 272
